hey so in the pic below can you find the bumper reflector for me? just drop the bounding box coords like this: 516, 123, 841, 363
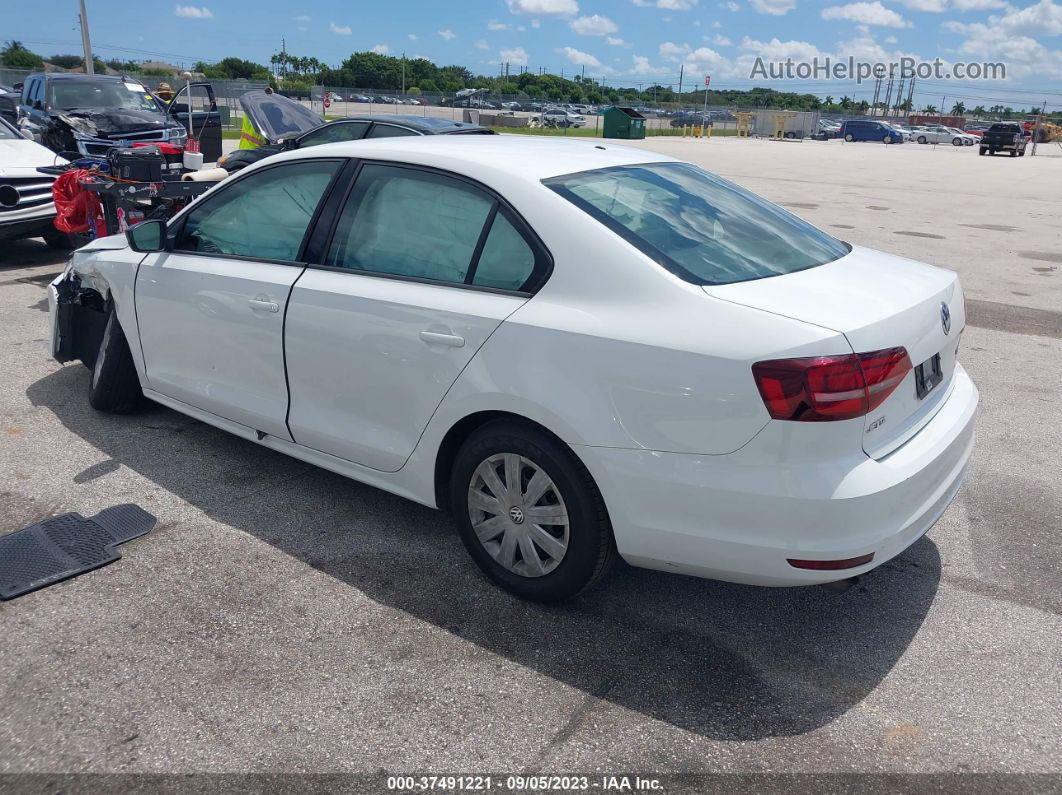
787, 552, 875, 570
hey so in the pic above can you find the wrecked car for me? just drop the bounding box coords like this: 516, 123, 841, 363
16, 73, 222, 162
219, 104, 493, 172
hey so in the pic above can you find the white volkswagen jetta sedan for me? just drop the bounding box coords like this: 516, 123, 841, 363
49, 137, 977, 601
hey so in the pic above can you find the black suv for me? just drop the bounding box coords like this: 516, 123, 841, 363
17, 73, 222, 161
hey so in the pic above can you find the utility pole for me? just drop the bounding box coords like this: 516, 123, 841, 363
678, 63, 683, 106
78, 0, 94, 75
401, 52, 406, 96
882, 73, 894, 117
1031, 99, 1046, 156
905, 78, 915, 117
870, 77, 880, 115
893, 78, 904, 116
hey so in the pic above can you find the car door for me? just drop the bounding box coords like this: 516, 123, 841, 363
135, 158, 343, 439
166, 82, 222, 162
284, 161, 550, 472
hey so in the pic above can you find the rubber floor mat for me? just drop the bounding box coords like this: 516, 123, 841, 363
0, 505, 156, 600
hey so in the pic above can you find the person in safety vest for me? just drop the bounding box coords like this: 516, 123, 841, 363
238, 86, 274, 149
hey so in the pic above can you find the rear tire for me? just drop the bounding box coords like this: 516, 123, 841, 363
917, 135, 927, 144
88, 311, 142, 414
844, 133, 854, 142
979, 147, 987, 156
450, 421, 616, 602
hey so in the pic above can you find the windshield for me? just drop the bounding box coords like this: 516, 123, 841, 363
48, 79, 161, 112
546, 162, 850, 286
0, 118, 19, 139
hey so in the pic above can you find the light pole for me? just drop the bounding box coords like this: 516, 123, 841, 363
79, 0, 94, 75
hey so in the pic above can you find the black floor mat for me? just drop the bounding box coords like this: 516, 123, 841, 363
0, 505, 156, 600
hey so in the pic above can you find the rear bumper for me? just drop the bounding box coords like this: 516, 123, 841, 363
578, 365, 978, 586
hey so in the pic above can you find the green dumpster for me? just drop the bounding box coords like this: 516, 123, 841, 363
602, 106, 646, 140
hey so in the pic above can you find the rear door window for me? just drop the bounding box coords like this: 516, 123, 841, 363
326, 163, 547, 291
366, 123, 418, 139
300, 120, 370, 147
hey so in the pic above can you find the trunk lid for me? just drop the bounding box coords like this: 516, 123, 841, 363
704, 245, 964, 458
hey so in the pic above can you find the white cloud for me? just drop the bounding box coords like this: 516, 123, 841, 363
474, 39, 490, 49
724, 1, 740, 9
499, 46, 529, 65
659, 41, 691, 60
560, 45, 604, 67
408, 33, 417, 40
884, 34, 897, 42
330, 21, 352, 35
940, 1, 1062, 75
821, 2, 912, 27
506, 0, 578, 15
632, 0, 698, 7
570, 14, 619, 35
630, 54, 669, 74
747, 0, 795, 14
370, 43, 389, 53
607, 36, 626, 45
293, 14, 311, 22
438, 29, 457, 40
488, 19, 511, 30
297, 26, 307, 32
532, 18, 542, 27
896, 0, 1005, 10
713, 20, 723, 26
713, 34, 732, 44
175, 5, 212, 18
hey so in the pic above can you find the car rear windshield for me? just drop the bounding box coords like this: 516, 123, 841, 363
988, 123, 1020, 132
545, 162, 850, 285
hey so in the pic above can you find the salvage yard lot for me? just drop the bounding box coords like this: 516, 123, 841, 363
1, 136, 1060, 787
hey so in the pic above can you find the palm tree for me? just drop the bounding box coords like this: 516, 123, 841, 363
839, 95, 852, 110
971, 105, 986, 118
923, 104, 937, 114
950, 101, 966, 116
824, 95, 834, 108
899, 98, 913, 112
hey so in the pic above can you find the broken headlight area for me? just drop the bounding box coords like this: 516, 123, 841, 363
51, 270, 109, 366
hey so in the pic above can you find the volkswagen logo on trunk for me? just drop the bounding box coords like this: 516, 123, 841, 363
941, 303, 951, 335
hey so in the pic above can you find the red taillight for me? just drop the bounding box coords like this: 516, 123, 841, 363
752, 347, 912, 422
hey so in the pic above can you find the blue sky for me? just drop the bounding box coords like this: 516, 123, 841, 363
10, 0, 1062, 108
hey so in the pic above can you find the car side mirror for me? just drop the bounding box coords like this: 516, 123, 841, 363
126, 219, 168, 253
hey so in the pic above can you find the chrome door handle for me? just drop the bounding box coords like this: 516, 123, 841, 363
419, 331, 465, 348
248, 298, 279, 313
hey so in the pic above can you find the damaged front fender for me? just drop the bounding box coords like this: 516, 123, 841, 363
49, 268, 109, 366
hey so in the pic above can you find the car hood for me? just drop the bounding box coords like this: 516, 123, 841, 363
239, 90, 323, 144
0, 137, 65, 169
54, 107, 180, 135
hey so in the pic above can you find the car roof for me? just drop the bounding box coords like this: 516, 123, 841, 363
336, 115, 487, 133
285, 134, 676, 181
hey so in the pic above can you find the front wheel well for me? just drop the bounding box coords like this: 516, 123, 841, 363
433, 411, 582, 515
